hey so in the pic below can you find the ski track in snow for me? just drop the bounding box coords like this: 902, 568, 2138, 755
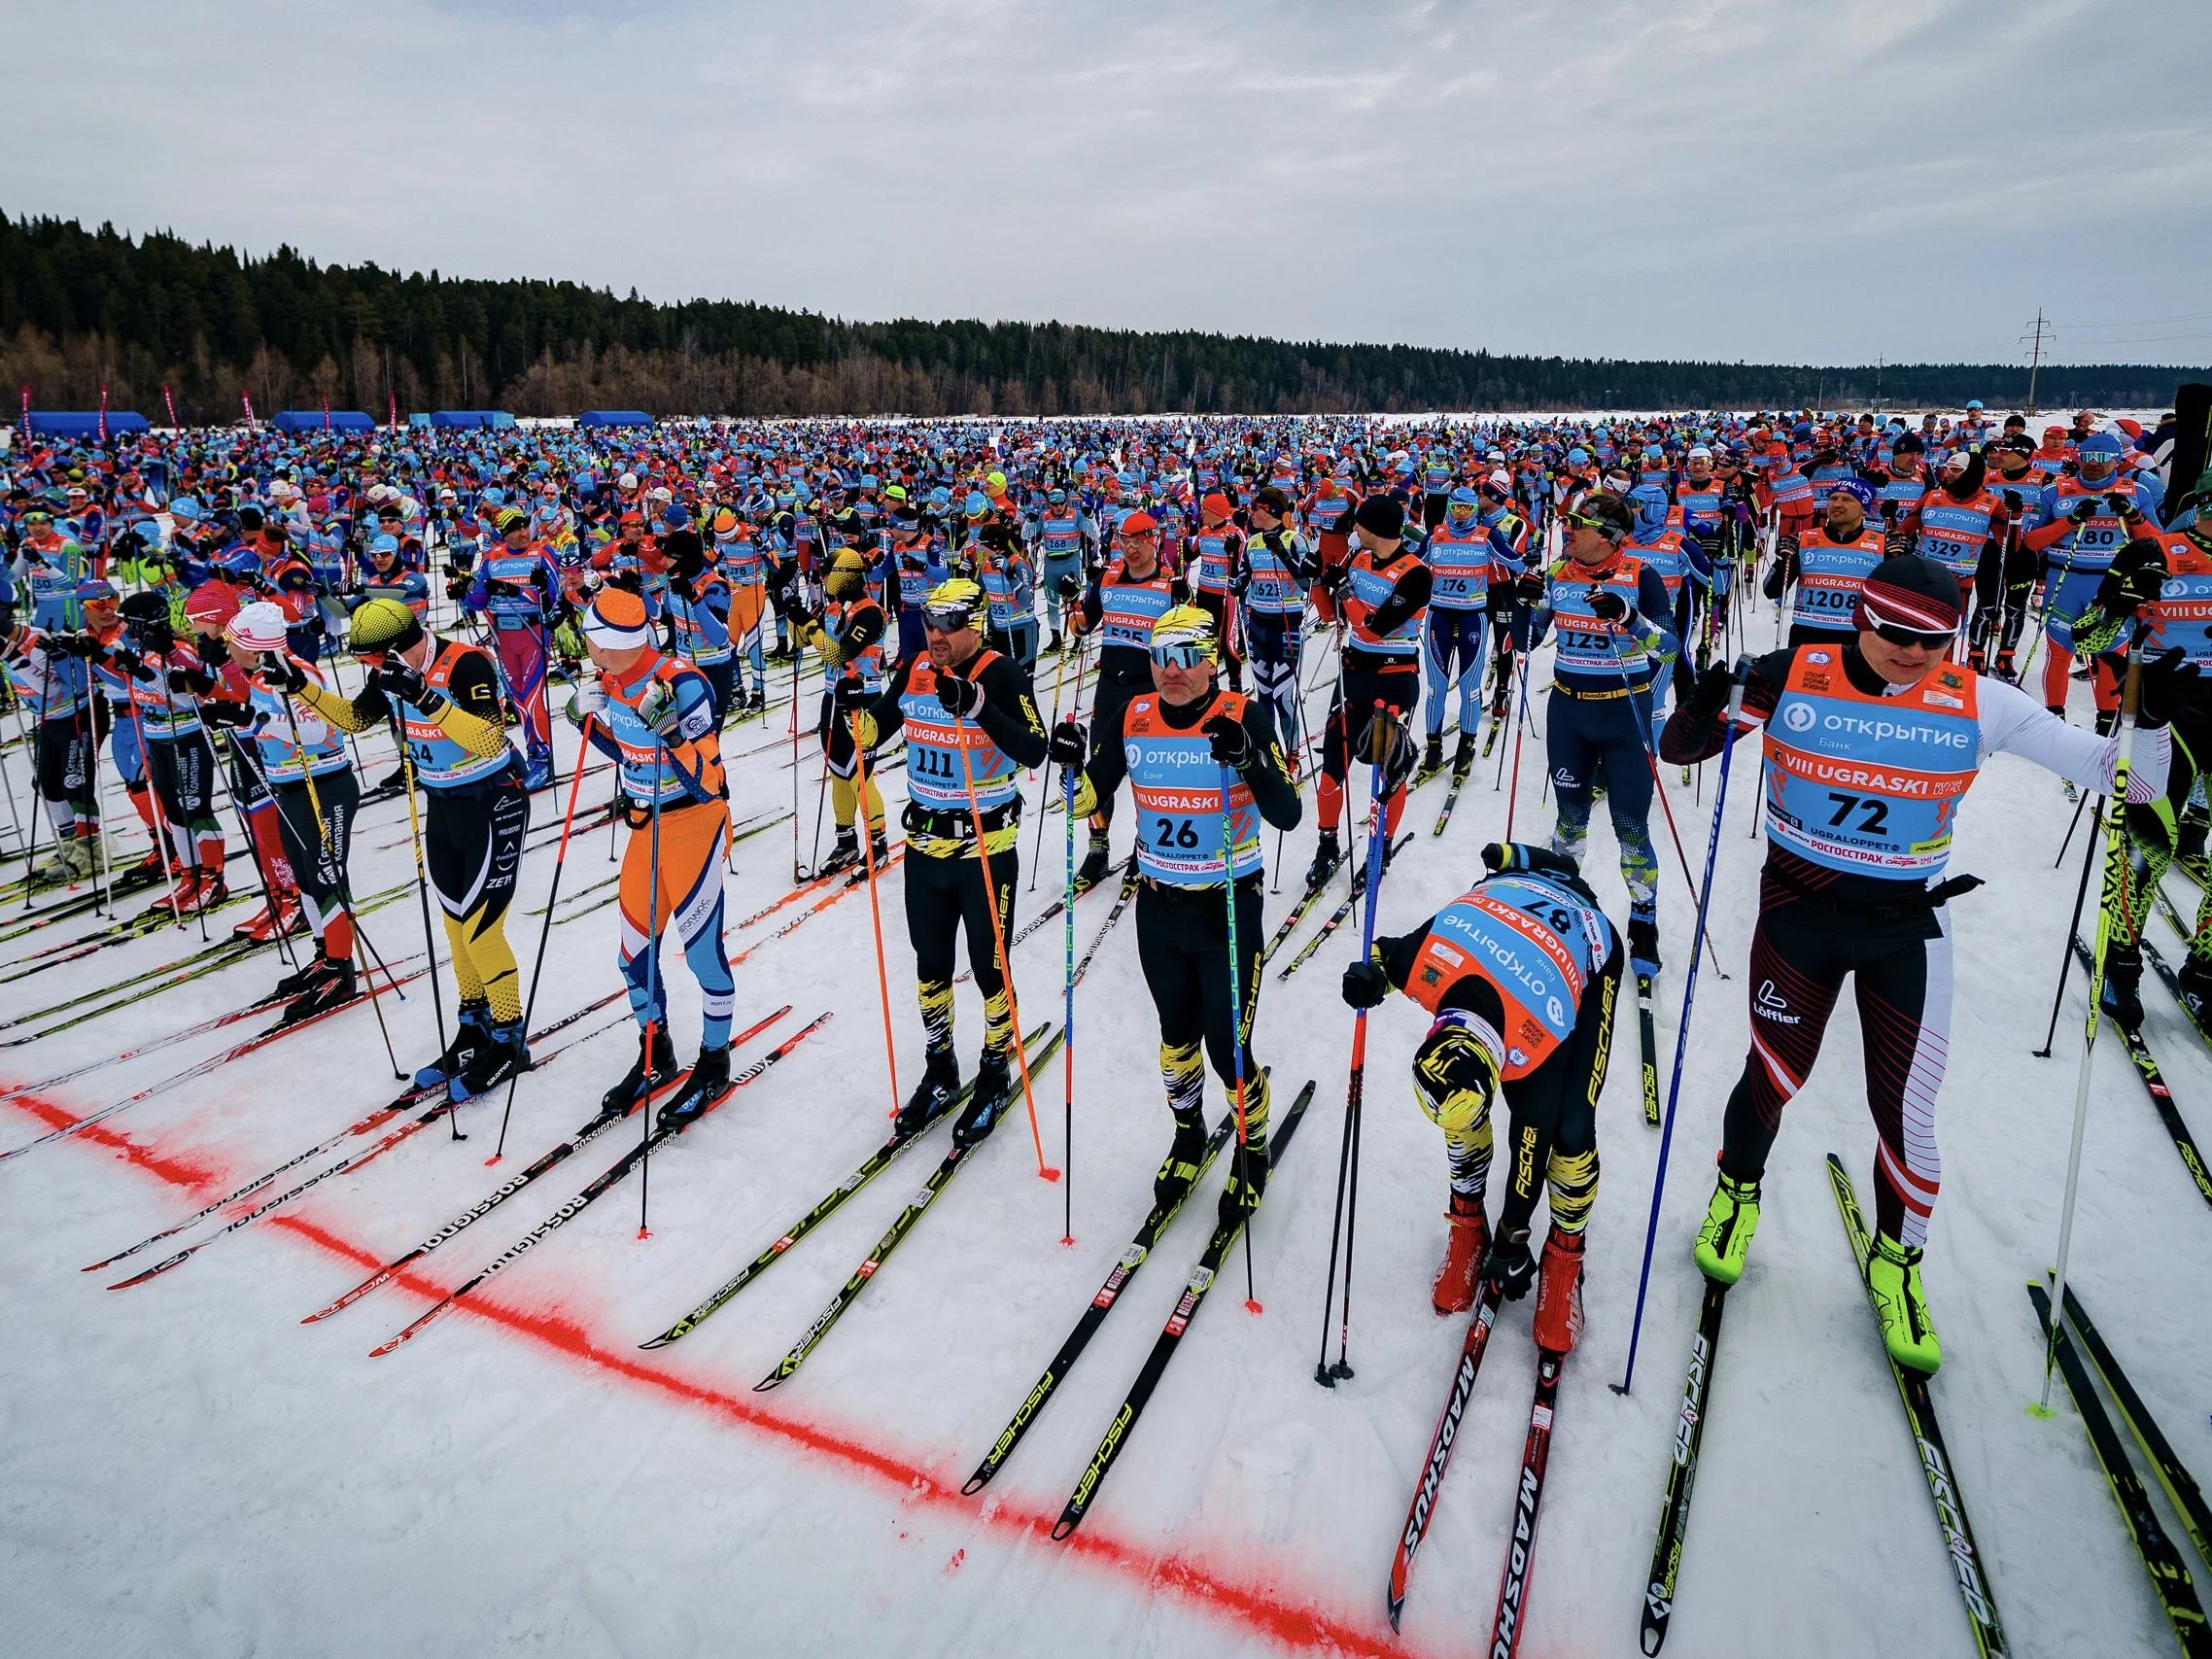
2, 629, 2207, 1659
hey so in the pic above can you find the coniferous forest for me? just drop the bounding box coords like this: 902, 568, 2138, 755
2, 212, 2198, 422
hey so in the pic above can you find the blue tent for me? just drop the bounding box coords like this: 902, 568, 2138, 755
25, 411, 152, 437
430, 410, 516, 430
274, 410, 375, 432
577, 410, 653, 428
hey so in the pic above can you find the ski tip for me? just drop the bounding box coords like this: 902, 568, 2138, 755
367, 1339, 401, 1358
1387, 1600, 1403, 1635
1049, 1515, 1080, 1542
959, 1472, 989, 1498
751, 1372, 786, 1394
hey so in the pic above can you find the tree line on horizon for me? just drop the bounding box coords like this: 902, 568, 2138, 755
0, 211, 2199, 424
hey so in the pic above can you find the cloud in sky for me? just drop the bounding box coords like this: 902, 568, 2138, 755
7, 0, 2208, 366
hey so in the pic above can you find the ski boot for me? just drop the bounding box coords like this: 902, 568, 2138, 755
658, 1042, 730, 1130
816, 826, 861, 878
452, 1018, 531, 1102
1694, 1169, 1761, 1285
415, 1001, 491, 1090
1480, 1224, 1536, 1301
523, 755, 554, 793
1217, 1134, 1269, 1227
2098, 939, 2145, 1032
1451, 731, 1476, 777
194, 871, 229, 910
282, 953, 358, 1023
1432, 1190, 1490, 1315
1153, 1110, 1210, 1208
361, 767, 409, 805
895, 1048, 960, 1137
1865, 1231, 1942, 1373
2177, 812, 2207, 867
1075, 832, 1111, 891
274, 947, 334, 1000
163, 867, 206, 913
1629, 916, 1662, 979
234, 888, 306, 942
1421, 733, 1443, 777
1305, 830, 1341, 889
599, 1028, 679, 1121
120, 847, 167, 890
1532, 1225, 1585, 1354
2177, 953, 2212, 1030
745, 687, 766, 715
951, 1047, 1015, 1146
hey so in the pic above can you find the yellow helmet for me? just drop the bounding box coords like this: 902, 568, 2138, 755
922, 576, 986, 633
349, 596, 423, 653
1148, 604, 1218, 663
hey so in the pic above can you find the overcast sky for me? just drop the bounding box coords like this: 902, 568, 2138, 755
8, 0, 2208, 367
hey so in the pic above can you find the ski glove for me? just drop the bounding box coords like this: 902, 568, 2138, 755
565, 682, 608, 729
636, 677, 684, 737
1048, 717, 1088, 768
377, 659, 437, 711
258, 654, 307, 695
1204, 711, 1253, 770
1340, 950, 1392, 1009
936, 673, 984, 717
1587, 589, 1628, 624
1064, 769, 1098, 820
2068, 501, 2098, 526
2095, 538, 2167, 617
1481, 1227, 1536, 1301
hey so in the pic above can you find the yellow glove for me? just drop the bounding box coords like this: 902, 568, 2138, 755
848, 710, 880, 750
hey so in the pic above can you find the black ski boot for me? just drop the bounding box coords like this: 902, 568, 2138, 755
600, 1028, 679, 1120
1422, 733, 1443, 776
451, 1018, 529, 1101
659, 1043, 731, 1130
895, 1048, 960, 1137
951, 1047, 1016, 1146
1452, 732, 1476, 776
282, 954, 358, 1024
1076, 832, 1111, 890
1218, 1134, 1271, 1227
745, 686, 766, 715
2178, 953, 2212, 1029
1629, 917, 1663, 978
1153, 1111, 1209, 1208
2099, 940, 2146, 1032
274, 948, 331, 1001
817, 826, 861, 878
415, 1002, 491, 1091
1305, 830, 1341, 889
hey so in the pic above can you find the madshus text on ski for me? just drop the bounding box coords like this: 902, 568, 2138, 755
5, 397, 2212, 1656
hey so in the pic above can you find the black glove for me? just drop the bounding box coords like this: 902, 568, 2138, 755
936, 672, 983, 718
445, 575, 471, 602
165, 667, 200, 695
1482, 1227, 1536, 1300
258, 653, 306, 695
2136, 646, 2201, 732
2003, 489, 2024, 515
200, 697, 253, 728
1319, 562, 1351, 599
609, 567, 644, 595
377, 658, 433, 709
53, 631, 105, 659
1514, 569, 1546, 605
1588, 589, 1628, 624
1341, 954, 1392, 1009
1686, 661, 1736, 723
2110, 493, 2142, 522
1203, 711, 1254, 770
2095, 538, 2166, 616
830, 675, 872, 711
1048, 717, 1087, 768
486, 577, 522, 599
1054, 573, 1083, 602
120, 648, 157, 683
2068, 500, 2097, 526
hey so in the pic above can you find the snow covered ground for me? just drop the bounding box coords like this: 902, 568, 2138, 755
4, 611, 2208, 1659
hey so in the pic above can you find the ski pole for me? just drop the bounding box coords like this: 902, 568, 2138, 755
394, 730, 457, 1140
1604, 630, 1727, 978
2034, 797, 2107, 1059
1615, 666, 1745, 1397
1217, 758, 1265, 1311
123, 688, 189, 932
849, 710, 899, 1120
789, 632, 803, 883
955, 696, 1056, 1183
638, 732, 666, 1239
152, 674, 213, 941
2042, 646, 2142, 1414
1061, 751, 1077, 1246
264, 662, 405, 1080
215, 726, 302, 973
2053, 782, 2091, 868
1315, 709, 1392, 1386
1028, 638, 1073, 891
